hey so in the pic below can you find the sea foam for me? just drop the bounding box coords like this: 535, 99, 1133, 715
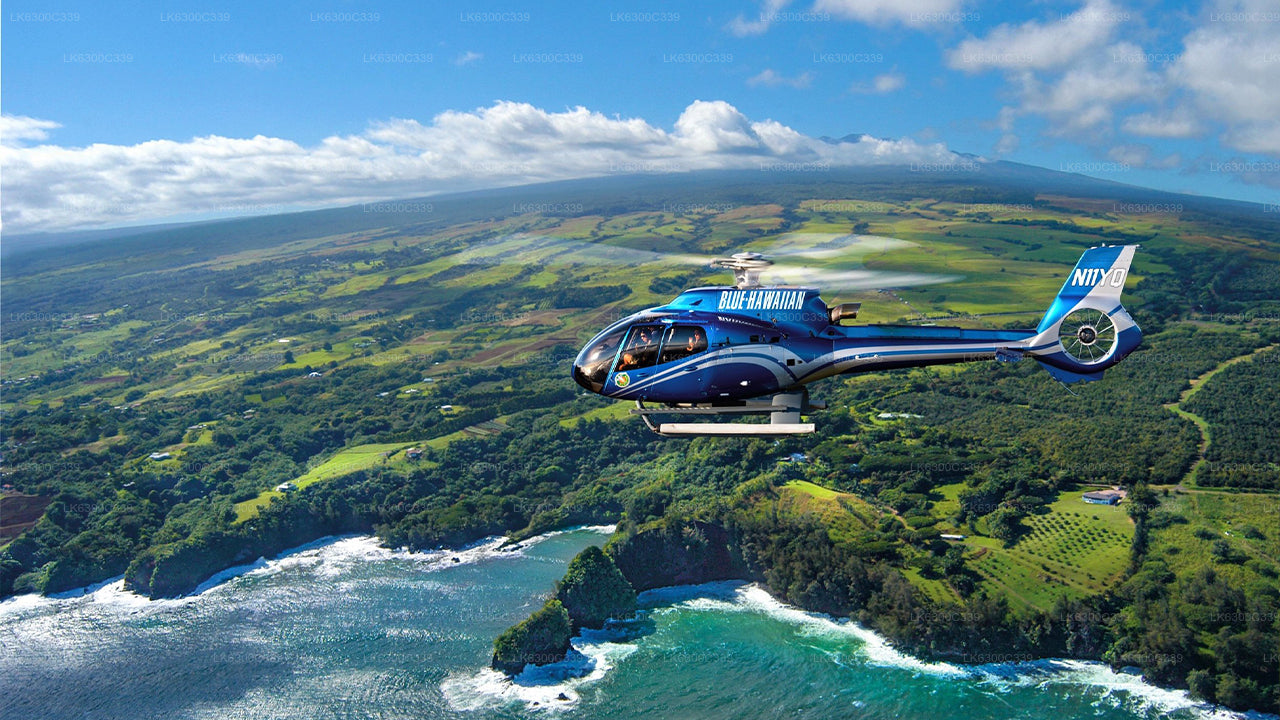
972, 659, 1268, 720
586, 581, 1268, 720
640, 581, 968, 678
1, 524, 618, 617
441, 624, 638, 713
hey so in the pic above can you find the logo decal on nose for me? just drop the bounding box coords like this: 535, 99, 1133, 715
615, 372, 631, 388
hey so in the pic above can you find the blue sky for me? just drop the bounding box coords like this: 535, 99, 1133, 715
2, 0, 1277, 233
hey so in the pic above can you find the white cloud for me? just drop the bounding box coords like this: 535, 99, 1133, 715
1224, 125, 1280, 157
945, 3, 1160, 141
814, 0, 965, 27
747, 68, 813, 88
727, 0, 792, 37
0, 100, 958, 233
1169, 0, 1280, 155
1, 115, 62, 146
948, 0, 1126, 72
872, 72, 905, 93
1106, 143, 1181, 169
993, 133, 1019, 156
1018, 42, 1161, 135
732, 0, 965, 34
849, 72, 906, 94
454, 51, 483, 66
1121, 109, 1201, 139
946, 0, 1280, 163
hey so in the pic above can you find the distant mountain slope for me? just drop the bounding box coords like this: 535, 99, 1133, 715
5, 162, 1275, 278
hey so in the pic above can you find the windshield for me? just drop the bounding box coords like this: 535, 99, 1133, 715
572, 327, 626, 392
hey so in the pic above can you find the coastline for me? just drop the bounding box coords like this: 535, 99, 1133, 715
3, 524, 1272, 720
0, 525, 617, 612
462, 579, 1275, 720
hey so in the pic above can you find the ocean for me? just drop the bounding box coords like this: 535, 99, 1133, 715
0, 528, 1266, 720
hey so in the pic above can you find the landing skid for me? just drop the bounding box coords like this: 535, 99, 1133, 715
631, 391, 822, 437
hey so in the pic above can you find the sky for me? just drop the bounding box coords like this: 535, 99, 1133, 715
2, 0, 1278, 234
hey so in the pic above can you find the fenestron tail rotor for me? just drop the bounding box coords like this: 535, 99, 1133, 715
1057, 308, 1117, 364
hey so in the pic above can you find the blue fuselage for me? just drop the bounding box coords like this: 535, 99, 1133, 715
571, 287, 1037, 404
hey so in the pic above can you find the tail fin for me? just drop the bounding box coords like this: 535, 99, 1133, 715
1026, 245, 1142, 383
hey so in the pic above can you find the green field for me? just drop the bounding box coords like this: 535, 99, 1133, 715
1148, 489, 1280, 586
559, 401, 632, 427
926, 488, 1135, 612
231, 415, 520, 524
779, 479, 882, 545
783, 478, 844, 501
233, 441, 424, 522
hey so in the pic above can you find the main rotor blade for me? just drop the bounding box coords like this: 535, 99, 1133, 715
428, 232, 958, 291
758, 265, 960, 290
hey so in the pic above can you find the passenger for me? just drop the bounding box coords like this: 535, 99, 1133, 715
686, 329, 703, 352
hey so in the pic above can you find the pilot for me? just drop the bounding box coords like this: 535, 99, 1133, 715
619, 328, 653, 369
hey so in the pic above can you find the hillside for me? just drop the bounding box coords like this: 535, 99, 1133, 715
1, 167, 1278, 713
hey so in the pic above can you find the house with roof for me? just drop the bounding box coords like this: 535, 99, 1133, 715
1082, 489, 1125, 505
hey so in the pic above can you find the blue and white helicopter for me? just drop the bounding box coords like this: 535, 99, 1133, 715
572, 244, 1142, 436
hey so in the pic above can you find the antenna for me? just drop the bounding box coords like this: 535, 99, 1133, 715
711, 252, 774, 289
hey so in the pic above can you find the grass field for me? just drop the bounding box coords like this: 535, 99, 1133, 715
784, 478, 844, 501
559, 401, 632, 427
780, 479, 882, 545
909, 485, 1136, 612
1147, 489, 1280, 587
962, 490, 1134, 612
233, 440, 423, 522
929, 482, 966, 532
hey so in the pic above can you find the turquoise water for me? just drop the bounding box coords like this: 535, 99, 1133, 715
0, 529, 1263, 720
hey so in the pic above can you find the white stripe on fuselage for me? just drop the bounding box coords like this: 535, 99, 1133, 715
611, 347, 799, 397
612, 339, 1021, 397
795, 341, 1013, 384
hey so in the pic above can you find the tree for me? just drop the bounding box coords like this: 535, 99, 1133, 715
556, 545, 637, 631
941, 545, 966, 576
987, 506, 1025, 544
1210, 539, 1244, 564
1187, 669, 1215, 702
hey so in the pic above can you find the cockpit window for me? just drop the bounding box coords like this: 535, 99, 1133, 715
576, 328, 626, 388
614, 325, 662, 371
659, 325, 708, 365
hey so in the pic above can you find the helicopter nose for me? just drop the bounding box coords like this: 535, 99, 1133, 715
573, 353, 606, 392
572, 360, 604, 394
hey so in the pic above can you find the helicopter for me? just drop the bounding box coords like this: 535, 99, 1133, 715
571, 244, 1142, 436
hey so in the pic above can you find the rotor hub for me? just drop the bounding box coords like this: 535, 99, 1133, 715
711, 252, 774, 289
